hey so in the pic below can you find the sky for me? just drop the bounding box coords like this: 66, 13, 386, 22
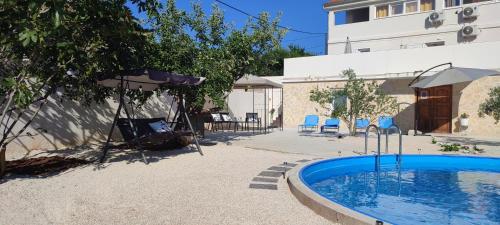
127, 0, 330, 55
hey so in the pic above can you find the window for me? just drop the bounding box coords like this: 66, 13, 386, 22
420, 0, 435, 11
445, 0, 490, 7
376, 5, 389, 18
335, 7, 370, 25
376, 0, 419, 18
391, 3, 404, 15
445, 0, 461, 7
463, 0, 490, 4
358, 48, 371, 53
406, 1, 418, 13
425, 41, 445, 47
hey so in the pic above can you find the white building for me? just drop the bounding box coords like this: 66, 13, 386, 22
325, 0, 500, 54
283, 0, 500, 136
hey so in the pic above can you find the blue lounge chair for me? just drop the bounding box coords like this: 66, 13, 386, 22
378, 116, 395, 133
298, 115, 319, 132
321, 118, 340, 133
355, 118, 370, 133
378, 116, 394, 129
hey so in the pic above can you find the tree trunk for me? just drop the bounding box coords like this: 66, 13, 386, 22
0, 146, 6, 177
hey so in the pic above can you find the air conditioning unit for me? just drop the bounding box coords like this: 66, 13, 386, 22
461, 25, 480, 37
428, 11, 445, 24
462, 6, 479, 19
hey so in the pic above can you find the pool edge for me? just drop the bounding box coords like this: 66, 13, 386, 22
287, 158, 392, 225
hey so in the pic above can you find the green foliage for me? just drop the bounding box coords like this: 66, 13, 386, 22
431, 137, 437, 144
309, 69, 398, 135
437, 142, 484, 153
148, 0, 286, 113
439, 143, 462, 152
254, 45, 314, 76
0, 0, 160, 154
1, 0, 157, 107
479, 86, 500, 123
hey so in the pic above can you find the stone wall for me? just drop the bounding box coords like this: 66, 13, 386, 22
283, 75, 500, 137
452, 75, 500, 137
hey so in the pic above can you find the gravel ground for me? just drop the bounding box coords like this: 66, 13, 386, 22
0, 144, 333, 225
2, 130, 499, 225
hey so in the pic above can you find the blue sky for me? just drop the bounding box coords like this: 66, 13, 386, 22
127, 0, 329, 55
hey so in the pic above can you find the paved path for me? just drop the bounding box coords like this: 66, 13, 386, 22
204, 128, 500, 157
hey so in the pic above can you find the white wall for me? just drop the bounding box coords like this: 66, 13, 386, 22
327, 1, 500, 54
7, 93, 174, 153
284, 40, 500, 81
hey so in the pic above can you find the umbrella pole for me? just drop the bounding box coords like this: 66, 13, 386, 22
271, 87, 274, 131
252, 88, 255, 134
281, 88, 284, 131
264, 88, 267, 134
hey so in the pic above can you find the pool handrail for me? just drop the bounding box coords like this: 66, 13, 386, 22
385, 124, 403, 167
364, 124, 381, 171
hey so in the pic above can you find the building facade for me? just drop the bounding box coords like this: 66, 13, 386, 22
283, 0, 500, 137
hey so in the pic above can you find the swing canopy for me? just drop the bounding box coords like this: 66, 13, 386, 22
97, 69, 206, 91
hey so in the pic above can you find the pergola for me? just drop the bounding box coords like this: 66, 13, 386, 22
233, 75, 283, 133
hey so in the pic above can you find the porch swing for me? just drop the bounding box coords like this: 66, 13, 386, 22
97, 69, 206, 163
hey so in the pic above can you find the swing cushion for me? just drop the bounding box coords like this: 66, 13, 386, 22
148, 120, 172, 133
117, 118, 172, 142
117, 118, 191, 150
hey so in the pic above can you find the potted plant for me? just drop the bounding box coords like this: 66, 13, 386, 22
460, 113, 469, 127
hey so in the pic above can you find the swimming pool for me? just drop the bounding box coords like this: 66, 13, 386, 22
292, 155, 499, 225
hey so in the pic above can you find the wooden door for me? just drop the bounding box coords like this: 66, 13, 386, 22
416, 85, 452, 133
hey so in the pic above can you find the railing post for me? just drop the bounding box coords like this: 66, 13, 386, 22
385, 129, 389, 154
365, 124, 382, 171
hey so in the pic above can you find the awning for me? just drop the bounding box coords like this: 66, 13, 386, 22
233, 75, 282, 89
410, 67, 498, 89
97, 69, 205, 91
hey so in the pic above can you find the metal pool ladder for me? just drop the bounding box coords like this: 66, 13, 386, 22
364, 124, 403, 171
385, 124, 403, 167
364, 125, 381, 171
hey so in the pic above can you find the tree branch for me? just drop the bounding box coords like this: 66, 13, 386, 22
4, 90, 51, 147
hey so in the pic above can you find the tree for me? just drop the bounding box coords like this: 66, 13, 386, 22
0, 0, 159, 176
254, 45, 314, 76
149, 0, 286, 113
309, 69, 398, 135
479, 87, 500, 123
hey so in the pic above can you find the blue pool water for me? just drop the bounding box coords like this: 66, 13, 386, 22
300, 155, 500, 225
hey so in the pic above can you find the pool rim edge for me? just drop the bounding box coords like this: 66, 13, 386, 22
287, 157, 387, 225
288, 154, 500, 225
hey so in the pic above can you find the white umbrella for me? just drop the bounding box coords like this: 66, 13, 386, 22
410, 67, 498, 89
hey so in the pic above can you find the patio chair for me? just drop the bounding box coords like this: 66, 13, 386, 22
245, 113, 261, 131
378, 116, 395, 133
355, 118, 370, 133
220, 112, 238, 132
116, 118, 190, 150
209, 113, 224, 131
321, 118, 340, 133
298, 115, 319, 132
